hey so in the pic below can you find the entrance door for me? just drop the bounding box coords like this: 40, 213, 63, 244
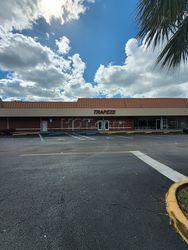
98, 120, 103, 131
97, 120, 109, 131
156, 119, 161, 130
104, 120, 109, 130
41, 120, 48, 132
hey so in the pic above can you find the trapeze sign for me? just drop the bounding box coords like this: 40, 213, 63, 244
94, 110, 116, 115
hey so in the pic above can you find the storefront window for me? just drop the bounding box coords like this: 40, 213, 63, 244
168, 119, 177, 129
134, 118, 158, 129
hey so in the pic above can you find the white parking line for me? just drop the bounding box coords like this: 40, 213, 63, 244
64, 131, 96, 141
67, 134, 85, 140
77, 135, 96, 140
131, 151, 187, 182
69, 134, 96, 141
39, 134, 45, 142
119, 136, 133, 140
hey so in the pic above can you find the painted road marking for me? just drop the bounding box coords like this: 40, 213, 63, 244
39, 134, 45, 142
70, 135, 86, 140
77, 135, 96, 140
20, 151, 131, 157
63, 132, 85, 141
64, 132, 96, 141
131, 151, 187, 182
20, 148, 187, 182
71, 134, 96, 140
44, 137, 64, 141
67, 133, 95, 141
119, 136, 133, 140
106, 137, 113, 140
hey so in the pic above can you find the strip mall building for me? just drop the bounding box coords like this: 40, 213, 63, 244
0, 98, 188, 132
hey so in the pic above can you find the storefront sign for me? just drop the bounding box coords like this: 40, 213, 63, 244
94, 110, 116, 115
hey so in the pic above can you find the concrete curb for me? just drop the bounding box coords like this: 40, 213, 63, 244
107, 130, 183, 135
166, 179, 188, 244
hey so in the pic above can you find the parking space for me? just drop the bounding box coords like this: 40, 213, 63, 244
0, 134, 188, 249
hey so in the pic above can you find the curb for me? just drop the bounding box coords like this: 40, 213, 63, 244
106, 130, 183, 135
166, 179, 188, 244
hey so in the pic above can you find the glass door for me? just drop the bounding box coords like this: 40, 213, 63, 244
104, 120, 109, 130
156, 119, 161, 130
98, 120, 103, 131
97, 120, 109, 131
41, 120, 48, 132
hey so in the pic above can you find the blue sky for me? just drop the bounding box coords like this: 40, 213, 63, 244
0, 0, 187, 100
20, 0, 138, 82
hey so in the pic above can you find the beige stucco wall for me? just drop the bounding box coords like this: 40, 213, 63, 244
0, 108, 188, 117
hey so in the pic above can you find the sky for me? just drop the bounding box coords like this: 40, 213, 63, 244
0, 0, 187, 101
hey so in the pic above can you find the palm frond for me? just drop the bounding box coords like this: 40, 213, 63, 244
137, 0, 187, 47
157, 16, 188, 68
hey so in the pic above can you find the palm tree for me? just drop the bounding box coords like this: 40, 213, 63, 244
137, 0, 188, 68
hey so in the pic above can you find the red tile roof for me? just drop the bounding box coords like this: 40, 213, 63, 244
2, 101, 77, 109
124, 98, 188, 108
1, 98, 188, 109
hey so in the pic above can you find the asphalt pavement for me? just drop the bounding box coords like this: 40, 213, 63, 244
0, 134, 188, 250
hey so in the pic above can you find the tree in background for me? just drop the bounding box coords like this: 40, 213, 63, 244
137, 0, 188, 68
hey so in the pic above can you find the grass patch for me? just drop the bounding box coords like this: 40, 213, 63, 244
177, 185, 188, 218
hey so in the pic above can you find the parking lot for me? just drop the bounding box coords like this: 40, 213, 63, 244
0, 134, 188, 249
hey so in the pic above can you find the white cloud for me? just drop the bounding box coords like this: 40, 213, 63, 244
0, 0, 38, 32
0, 78, 61, 101
0, 33, 52, 71
0, 11, 188, 102
1, 0, 186, 101
0, 32, 97, 100
95, 38, 188, 98
0, 0, 98, 101
60, 53, 97, 99
56, 36, 70, 55
0, 32, 70, 89
0, 0, 95, 32
39, 0, 88, 24
1, 34, 188, 101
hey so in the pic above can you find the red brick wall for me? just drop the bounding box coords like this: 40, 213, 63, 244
0, 117, 134, 131
9, 118, 40, 130
60, 117, 134, 131
46, 118, 61, 129
60, 118, 97, 130
0, 118, 7, 129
